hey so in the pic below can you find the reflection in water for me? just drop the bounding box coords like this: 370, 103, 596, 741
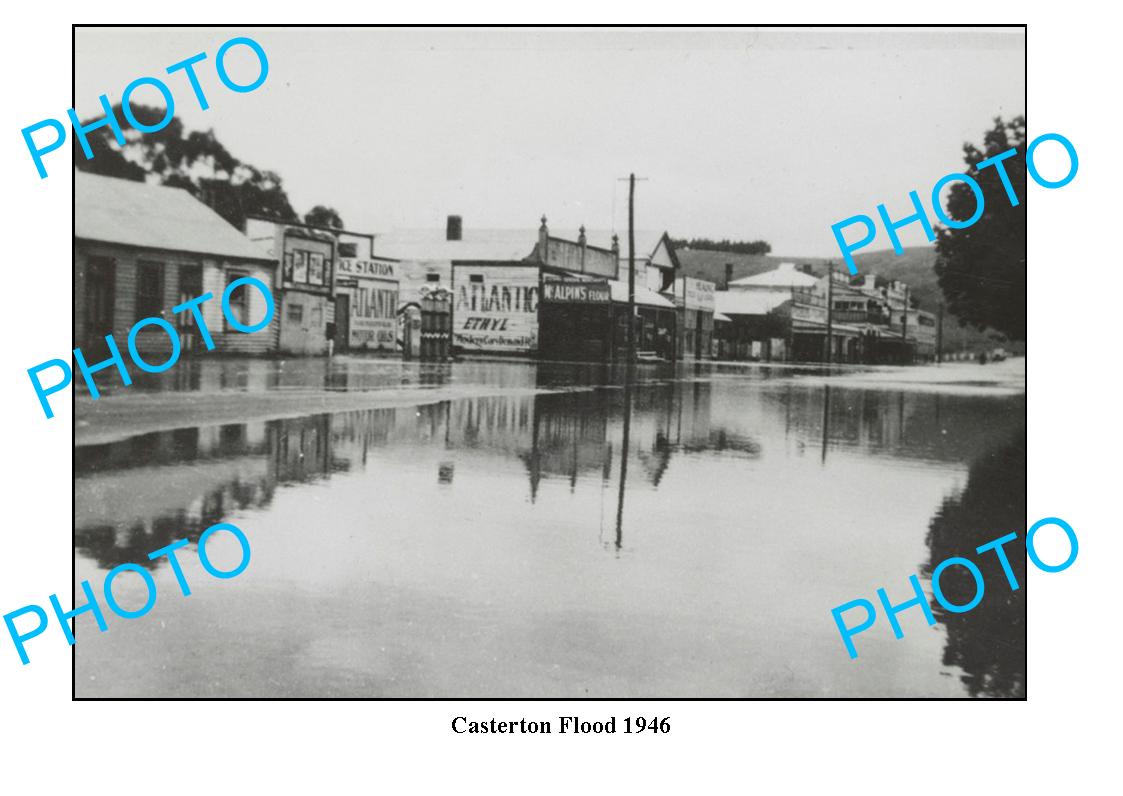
615, 366, 635, 552
821, 384, 831, 464
75, 365, 1025, 697
923, 429, 1027, 698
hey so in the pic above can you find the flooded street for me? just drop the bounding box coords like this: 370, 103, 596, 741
74, 358, 1026, 698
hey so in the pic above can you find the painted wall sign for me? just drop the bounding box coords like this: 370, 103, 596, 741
338, 258, 396, 279
542, 278, 610, 304
454, 265, 539, 352
338, 257, 398, 351
675, 277, 715, 312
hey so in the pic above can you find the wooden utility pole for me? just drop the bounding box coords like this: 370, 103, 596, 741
902, 285, 910, 364
616, 174, 647, 362
627, 173, 636, 362
825, 262, 835, 365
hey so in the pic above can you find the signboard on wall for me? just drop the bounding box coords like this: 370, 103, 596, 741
542, 278, 610, 304
790, 301, 827, 324
674, 277, 715, 312
543, 238, 617, 279
338, 257, 399, 351
454, 265, 540, 352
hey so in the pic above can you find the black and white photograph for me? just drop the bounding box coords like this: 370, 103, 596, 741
70, 25, 1027, 699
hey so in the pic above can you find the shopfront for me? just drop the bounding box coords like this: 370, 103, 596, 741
538, 276, 613, 361
335, 256, 399, 353
452, 263, 541, 354
671, 276, 716, 360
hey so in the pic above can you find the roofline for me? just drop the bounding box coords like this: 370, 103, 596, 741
450, 259, 538, 266
75, 236, 275, 265
244, 214, 376, 242
546, 235, 617, 257
655, 231, 682, 271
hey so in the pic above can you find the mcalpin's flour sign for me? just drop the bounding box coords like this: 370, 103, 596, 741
337, 258, 398, 351
455, 265, 539, 353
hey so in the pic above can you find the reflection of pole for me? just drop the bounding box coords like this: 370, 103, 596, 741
825, 262, 834, 365
821, 384, 831, 464
614, 376, 633, 551
627, 173, 636, 363
528, 395, 542, 503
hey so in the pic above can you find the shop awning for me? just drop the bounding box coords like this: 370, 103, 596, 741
608, 280, 676, 309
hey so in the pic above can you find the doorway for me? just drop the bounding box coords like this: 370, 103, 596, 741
84, 257, 115, 355
334, 293, 351, 352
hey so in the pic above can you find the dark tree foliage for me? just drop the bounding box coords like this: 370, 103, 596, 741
934, 116, 1027, 340
923, 429, 1026, 698
304, 205, 345, 229
73, 103, 299, 230
671, 238, 771, 255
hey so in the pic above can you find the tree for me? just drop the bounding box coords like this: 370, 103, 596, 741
73, 103, 299, 230
923, 429, 1025, 697
671, 238, 771, 255
934, 116, 1026, 340
304, 205, 345, 229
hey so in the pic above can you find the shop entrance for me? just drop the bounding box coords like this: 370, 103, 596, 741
334, 294, 351, 352
84, 257, 115, 356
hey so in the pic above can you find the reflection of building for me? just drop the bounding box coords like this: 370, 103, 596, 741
75, 172, 277, 360
75, 421, 276, 570
270, 414, 333, 481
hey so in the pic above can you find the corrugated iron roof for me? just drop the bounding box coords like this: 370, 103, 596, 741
609, 280, 676, 308
729, 262, 819, 288
75, 171, 274, 262
714, 290, 789, 316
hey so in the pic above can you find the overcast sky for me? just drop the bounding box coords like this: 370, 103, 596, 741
75, 26, 1024, 257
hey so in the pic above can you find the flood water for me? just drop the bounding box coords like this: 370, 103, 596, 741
74, 360, 1026, 698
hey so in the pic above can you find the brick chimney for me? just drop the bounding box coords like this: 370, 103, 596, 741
446, 215, 462, 241
725, 263, 734, 289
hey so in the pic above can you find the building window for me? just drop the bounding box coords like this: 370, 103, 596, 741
287, 303, 304, 323
469, 274, 483, 283
426, 273, 440, 283
308, 253, 324, 286
136, 262, 164, 318
226, 271, 250, 328
292, 250, 308, 283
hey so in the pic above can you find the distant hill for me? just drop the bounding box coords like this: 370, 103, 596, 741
676, 245, 1018, 353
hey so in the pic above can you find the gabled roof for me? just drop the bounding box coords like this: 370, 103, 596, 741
714, 290, 789, 316
75, 171, 273, 262
729, 262, 819, 288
